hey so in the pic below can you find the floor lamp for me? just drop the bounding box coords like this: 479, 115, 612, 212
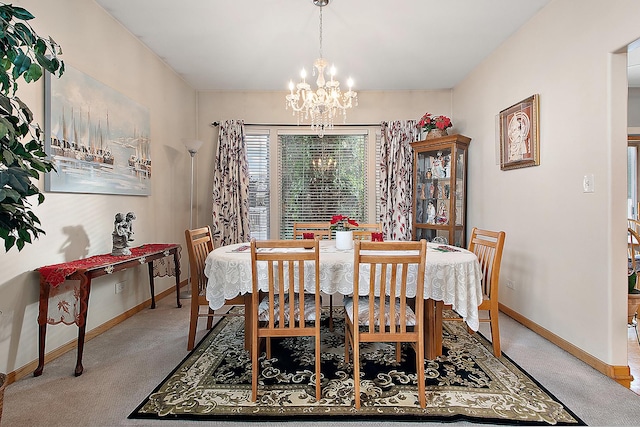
180, 138, 204, 299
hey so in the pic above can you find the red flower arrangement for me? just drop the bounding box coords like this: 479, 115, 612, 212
330, 215, 359, 231
417, 113, 453, 132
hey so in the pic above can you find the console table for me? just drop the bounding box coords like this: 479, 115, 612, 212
34, 243, 181, 376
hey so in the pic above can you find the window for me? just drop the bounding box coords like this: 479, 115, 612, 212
246, 132, 270, 239
278, 133, 368, 239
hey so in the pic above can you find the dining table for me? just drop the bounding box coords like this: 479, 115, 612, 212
204, 240, 483, 359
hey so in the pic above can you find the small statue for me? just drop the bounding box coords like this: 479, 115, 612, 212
426, 202, 436, 224
112, 211, 136, 256
125, 212, 136, 242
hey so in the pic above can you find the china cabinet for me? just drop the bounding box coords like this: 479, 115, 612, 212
410, 134, 471, 247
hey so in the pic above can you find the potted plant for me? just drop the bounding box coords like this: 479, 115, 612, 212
417, 112, 453, 140
0, 3, 64, 252
330, 215, 358, 250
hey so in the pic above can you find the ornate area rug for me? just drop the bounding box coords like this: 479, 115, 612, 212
130, 308, 584, 425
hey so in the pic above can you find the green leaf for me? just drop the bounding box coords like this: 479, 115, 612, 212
17, 227, 31, 242
34, 52, 51, 69
4, 235, 15, 251
11, 7, 35, 21
11, 52, 31, 79
0, 121, 8, 139
2, 190, 17, 203
34, 38, 45, 55
23, 62, 41, 83
16, 237, 24, 250
0, 92, 10, 111
0, 57, 11, 71
14, 23, 34, 45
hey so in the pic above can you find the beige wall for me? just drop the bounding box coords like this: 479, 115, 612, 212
0, 0, 196, 374
4, 0, 638, 376
453, 0, 640, 366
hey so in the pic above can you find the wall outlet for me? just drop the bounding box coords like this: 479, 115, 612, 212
506, 279, 515, 290
115, 281, 126, 294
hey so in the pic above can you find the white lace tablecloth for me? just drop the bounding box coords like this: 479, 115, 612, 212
205, 240, 483, 330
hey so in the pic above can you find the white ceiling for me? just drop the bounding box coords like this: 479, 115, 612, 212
94, 0, 556, 92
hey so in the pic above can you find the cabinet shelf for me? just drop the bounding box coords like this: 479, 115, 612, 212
410, 134, 471, 246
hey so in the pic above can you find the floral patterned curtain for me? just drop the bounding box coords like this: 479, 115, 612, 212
211, 120, 250, 247
379, 120, 420, 241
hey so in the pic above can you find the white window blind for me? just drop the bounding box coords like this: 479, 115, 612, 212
278, 133, 367, 239
246, 132, 270, 240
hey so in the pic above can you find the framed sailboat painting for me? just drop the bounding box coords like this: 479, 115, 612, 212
44, 64, 151, 195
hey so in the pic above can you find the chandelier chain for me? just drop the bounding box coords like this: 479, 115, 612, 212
319, 4, 323, 60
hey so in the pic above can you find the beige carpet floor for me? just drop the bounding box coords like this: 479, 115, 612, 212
3, 292, 640, 426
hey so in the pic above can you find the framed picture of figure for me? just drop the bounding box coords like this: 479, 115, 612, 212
499, 94, 540, 171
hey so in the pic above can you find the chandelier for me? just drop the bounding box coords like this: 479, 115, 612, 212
285, 0, 357, 137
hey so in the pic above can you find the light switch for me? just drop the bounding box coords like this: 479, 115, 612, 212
583, 174, 595, 193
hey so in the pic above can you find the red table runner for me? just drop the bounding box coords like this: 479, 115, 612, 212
37, 244, 178, 287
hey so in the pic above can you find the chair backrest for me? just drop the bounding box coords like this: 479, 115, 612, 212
629, 218, 640, 237
293, 222, 332, 240
468, 227, 506, 300
349, 222, 383, 240
250, 239, 321, 328
184, 226, 214, 297
352, 239, 427, 335
629, 228, 640, 277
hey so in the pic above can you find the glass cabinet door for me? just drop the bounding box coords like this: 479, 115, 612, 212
411, 134, 471, 247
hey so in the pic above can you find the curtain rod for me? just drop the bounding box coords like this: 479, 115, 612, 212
210, 122, 380, 127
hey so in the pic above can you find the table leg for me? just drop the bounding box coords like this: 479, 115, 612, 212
147, 262, 156, 309
434, 300, 444, 357
244, 295, 252, 351
423, 299, 444, 360
74, 274, 92, 376
424, 299, 436, 360
173, 249, 182, 308
34, 280, 50, 377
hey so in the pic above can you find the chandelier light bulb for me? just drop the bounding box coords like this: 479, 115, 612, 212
300, 68, 307, 80
347, 78, 353, 89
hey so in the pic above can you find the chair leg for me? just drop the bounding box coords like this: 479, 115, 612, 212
415, 340, 426, 408
206, 308, 215, 329
251, 326, 259, 402
187, 302, 199, 351
489, 308, 501, 357
353, 335, 361, 409
344, 317, 352, 363
315, 332, 321, 401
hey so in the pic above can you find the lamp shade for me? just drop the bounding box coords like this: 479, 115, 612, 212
182, 138, 203, 154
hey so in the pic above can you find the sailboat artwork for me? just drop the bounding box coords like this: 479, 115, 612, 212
44, 64, 151, 196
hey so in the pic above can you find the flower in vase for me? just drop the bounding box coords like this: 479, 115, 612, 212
417, 113, 453, 132
330, 215, 359, 231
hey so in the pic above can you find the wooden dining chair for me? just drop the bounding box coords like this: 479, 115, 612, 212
628, 228, 640, 335
348, 222, 383, 240
344, 239, 427, 409
443, 227, 506, 357
293, 222, 332, 240
250, 238, 322, 402
184, 226, 246, 351
293, 221, 338, 330
629, 218, 640, 237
